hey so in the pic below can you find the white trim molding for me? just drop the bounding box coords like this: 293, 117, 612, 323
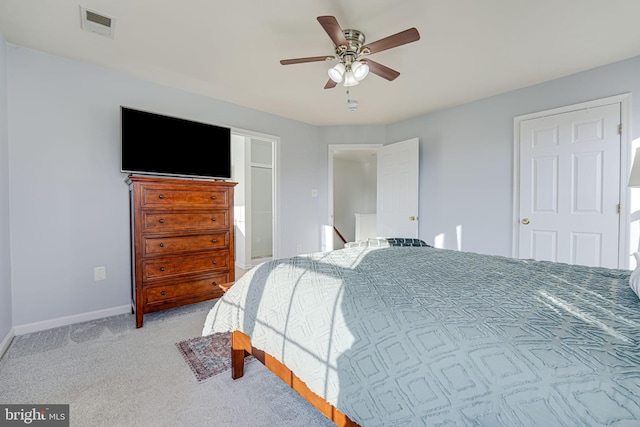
0, 327, 15, 359
12, 305, 131, 336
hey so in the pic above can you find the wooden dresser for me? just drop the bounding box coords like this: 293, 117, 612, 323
127, 175, 236, 328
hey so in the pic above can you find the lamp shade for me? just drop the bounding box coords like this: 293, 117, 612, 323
352, 61, 369, 81
328, 63, 345, 83
629, 147, 640, 187
343, 70, 359, 87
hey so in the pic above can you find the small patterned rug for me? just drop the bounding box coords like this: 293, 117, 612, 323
176, 332, 253, 383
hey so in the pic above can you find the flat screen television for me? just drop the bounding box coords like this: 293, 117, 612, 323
121, 107, 232, 180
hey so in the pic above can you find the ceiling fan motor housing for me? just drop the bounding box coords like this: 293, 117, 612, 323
336, 29, 367, 64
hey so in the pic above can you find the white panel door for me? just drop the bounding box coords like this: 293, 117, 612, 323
518, 104, 620, 268
377, 138, 419, 238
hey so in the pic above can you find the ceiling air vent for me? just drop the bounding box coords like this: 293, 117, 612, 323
80, 6, 116, 38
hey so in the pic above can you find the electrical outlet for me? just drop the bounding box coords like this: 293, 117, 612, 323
94, 266, 107, 281
296, 244, 302, 254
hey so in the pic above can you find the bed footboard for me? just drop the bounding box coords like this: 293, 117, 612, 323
230, 330, 359, 427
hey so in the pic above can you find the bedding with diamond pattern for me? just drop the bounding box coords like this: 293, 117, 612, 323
203, 246, 640, 426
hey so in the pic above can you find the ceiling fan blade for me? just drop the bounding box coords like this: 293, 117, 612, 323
317, 16, 348, 48
280, 56, 332, 65
324, 79, 338, 89
365, 60, 400, 81
362, 28, 420, 55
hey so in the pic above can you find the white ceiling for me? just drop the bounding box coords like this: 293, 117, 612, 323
1, 0, 640, 126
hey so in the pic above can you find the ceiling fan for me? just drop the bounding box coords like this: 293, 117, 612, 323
280, 16, 420, 89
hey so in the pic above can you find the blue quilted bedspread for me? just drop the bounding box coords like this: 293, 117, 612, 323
203, 246, 640, 426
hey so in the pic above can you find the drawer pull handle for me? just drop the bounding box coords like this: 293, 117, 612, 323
161, 291, 165, 296
212, 260, 218, 265
212, 281, 217, 286
159, 195, 164, 199
211, 217, 217, 221
159, 219, 164, 223
159, 243, 164, 247
211, 196, 216, 200
212, 239, 217, 243
160, 267, 165, 272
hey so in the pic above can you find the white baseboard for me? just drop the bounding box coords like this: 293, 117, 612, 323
251, 257, 272, 266
13, 305, 131, 336
236, 257, 272, 271
235, 262, 253, 270
0, 327, 15, 359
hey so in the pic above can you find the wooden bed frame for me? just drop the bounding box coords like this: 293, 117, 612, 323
231, 330, 360, 427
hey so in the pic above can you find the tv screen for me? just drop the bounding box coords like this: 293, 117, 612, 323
121, 107, 231, 180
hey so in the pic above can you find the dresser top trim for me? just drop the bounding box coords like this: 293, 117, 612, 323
126, 175, 237, 187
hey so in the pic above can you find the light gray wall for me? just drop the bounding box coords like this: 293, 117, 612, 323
7, 45, 319, 326
0, 33, 12, 340
387, 55, 640, 256
6, 40, 640, 327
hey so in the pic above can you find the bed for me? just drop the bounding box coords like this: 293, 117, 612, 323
202, 244, 640, 426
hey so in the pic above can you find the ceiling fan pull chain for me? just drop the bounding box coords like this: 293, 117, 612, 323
346, 89, 358, 112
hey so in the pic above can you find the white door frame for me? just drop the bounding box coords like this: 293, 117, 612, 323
231, 126, 280, 261
512, 93, 631, 268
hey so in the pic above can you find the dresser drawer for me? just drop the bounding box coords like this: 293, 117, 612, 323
145, 274, 228, 305
142, 211, 229, 233
143, 232, 228, 256
140, 185, 229, 209
143, 253, 229, 281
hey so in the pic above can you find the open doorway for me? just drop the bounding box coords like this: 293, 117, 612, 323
328, 139, 420, 251
328, 144, 381, 250
232, 130, 278, 274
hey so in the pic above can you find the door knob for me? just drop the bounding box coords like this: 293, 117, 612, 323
522, 218, 530, 225
409, 216, 416, 221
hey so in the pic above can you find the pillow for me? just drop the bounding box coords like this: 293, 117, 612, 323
343, 240, 375, 248
343, 238, 432, 248
385, 238, 432, 247
630, 253, 640, 299
344, 238, 390, 248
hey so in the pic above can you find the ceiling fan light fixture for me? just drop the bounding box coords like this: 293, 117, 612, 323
281, 16, 419, 91
328, 63, 345, 83
343, 70, 359, 87
352, 61, 369, 81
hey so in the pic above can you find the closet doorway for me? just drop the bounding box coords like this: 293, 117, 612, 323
512, 94, 630, 268
231, 130, 278, 270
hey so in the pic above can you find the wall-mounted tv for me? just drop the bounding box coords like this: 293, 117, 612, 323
121, 107, 231, 180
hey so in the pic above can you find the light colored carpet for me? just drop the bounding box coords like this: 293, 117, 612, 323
0, 301, 335, 427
